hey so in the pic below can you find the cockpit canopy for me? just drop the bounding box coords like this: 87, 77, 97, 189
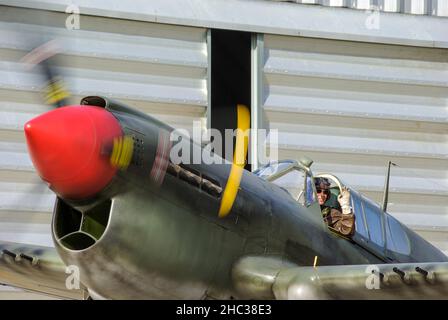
314, 173, 412, 259
253, 160, 297, 180
254, 160, 315, 206
255, 159, 413, 261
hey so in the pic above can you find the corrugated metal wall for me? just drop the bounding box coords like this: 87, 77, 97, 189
262, 34, 448, 256
273, 0, 448, 17
0, 6, 207, 297
0, 2, 446, 299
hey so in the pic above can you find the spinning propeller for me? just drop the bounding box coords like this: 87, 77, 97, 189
21, 40, 134, 199
22, 39, 249, 216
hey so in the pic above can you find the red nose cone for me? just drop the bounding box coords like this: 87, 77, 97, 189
24, 105, 122, 199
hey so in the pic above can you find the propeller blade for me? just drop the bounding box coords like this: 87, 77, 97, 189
109, 135, 134, 171
21, 39, 71, 108
23, 41, 134, 173
149, 129, 172, 186
41, 61, 70, 108
218, 104, 250, 218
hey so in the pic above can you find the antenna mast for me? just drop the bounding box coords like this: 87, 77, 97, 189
381, 161, 396, 212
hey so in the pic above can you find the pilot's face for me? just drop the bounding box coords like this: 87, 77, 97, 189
317, 189, 328, 205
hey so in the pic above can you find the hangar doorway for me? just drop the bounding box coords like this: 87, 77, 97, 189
210, 29, 252, 171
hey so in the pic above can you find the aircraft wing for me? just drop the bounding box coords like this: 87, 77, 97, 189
0, 241, 87, 299
232, 256, 448, 299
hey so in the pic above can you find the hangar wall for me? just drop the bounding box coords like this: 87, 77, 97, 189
259, 34, 448, 255
273, 0, 448, 17
0, 6, 208, 298
0, 1, 446, 299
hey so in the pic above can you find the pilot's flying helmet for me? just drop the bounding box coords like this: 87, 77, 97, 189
315, 177, 331, 195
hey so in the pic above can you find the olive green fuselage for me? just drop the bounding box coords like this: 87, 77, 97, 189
52, 99, 447, 299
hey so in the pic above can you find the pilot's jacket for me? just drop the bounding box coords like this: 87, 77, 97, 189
322, 206, 355, 237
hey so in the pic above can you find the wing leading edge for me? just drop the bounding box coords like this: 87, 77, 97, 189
0, 241, 87, 299
232, 256, 448, 299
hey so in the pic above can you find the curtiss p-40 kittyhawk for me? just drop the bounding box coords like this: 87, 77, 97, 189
0, 44, 447, 300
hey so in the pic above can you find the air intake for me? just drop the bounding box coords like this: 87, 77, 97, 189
53, 198, 112, 251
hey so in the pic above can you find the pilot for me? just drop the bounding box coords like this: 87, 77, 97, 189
315, 177, 355, 237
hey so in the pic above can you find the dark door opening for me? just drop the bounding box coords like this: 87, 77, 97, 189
210, 29, 251, 170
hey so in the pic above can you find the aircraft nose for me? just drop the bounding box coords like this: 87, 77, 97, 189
24, 105, 122, 199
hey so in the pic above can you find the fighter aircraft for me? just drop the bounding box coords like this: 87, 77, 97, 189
0, 43, 447, 300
